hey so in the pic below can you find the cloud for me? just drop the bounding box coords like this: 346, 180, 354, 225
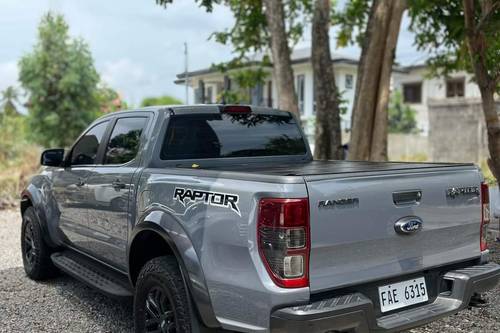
100, 58, 155, 104
0, 61, 18, 92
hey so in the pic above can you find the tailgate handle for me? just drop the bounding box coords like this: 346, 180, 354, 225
393, 190, 422, 206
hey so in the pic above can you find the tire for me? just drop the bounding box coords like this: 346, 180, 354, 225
21, 206, 57, 280
134, 256, 193, 333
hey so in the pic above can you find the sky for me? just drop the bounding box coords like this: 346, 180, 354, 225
0, 0, 428, 107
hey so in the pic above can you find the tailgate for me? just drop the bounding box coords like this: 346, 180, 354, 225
305, 167, 482, 292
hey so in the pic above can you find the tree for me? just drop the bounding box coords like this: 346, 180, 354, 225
140, 95, 182, 107
156, 0, 309, 119
311, 0, 343, 160
262, 0, 300, 118
18, 13, 101, 148
388, 90, 417, 134
336, 0, 406, 161
409, 0, 500, 183
0, 86, 21, 117
98, 85, 127, 113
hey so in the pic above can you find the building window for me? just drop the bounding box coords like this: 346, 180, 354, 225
296, 74, 305, 115
206, 86, 213, 103
402, 82, 422, 104
446, 78, 465, 98
345, 74, 353, 89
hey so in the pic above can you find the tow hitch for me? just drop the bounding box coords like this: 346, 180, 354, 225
469, 293, 489, 308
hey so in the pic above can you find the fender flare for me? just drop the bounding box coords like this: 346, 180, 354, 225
129, 208, 220, 328
21, 182, 60, 248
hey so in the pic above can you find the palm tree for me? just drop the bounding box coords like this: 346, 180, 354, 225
1, 86, 21, 117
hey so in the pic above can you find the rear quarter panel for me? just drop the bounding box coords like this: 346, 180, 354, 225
135, 169, 309, 331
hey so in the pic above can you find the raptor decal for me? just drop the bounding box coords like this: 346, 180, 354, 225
173, 187, 241, 216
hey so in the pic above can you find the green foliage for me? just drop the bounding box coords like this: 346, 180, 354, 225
18, 13, 101, 148
408, 0, 500, 85
0, 113, 27, 166
0, 86, 21, 117
480, 160, 497, 186
140, 95, 182, 107
97, 84, 127, 113
333, 0, 371, 47
217, 67, 269, 103
388, 90, 418, 134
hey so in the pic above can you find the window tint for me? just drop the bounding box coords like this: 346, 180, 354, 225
161, 113, 307, 160
71, 121, 109, 166
104, 117, 147, 164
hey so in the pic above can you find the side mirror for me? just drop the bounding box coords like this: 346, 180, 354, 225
41, 149, 65, 167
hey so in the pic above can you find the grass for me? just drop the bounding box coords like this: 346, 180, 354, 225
0, 145, 41, 207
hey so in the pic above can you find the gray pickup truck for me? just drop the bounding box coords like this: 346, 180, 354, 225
21, 104, 500, 333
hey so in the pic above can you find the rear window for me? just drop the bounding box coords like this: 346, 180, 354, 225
160, 113, 307, 160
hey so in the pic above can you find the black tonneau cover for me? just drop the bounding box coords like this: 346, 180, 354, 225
191, 160, 474, 177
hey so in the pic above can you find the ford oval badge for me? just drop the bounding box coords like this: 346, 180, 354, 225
394, 216, 423, 235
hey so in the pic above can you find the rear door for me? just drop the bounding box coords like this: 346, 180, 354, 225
53, 120, 111, 250
85, 115, 149, 269
305, 167, 482, 292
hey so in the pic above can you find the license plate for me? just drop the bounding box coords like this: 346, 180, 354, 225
378, 277, 428, 313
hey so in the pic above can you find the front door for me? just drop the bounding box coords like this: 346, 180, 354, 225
53, 120, 110, 251
85, 116, 149, 269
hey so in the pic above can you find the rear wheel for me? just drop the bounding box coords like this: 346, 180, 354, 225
134, 256, 193, 333
21, 206, 57, 280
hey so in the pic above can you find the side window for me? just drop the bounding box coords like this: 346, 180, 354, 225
70, 121, 109, 166
104, 117, 147, 165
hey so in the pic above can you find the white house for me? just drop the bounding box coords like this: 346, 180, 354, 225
174, 48, 360, 131
392, 65, 480, 135
174, 47, 481, 138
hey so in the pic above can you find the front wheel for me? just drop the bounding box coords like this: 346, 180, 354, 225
21, 206, 58, 280
134, 256, 193, 333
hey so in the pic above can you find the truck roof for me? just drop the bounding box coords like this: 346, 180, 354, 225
103, 104, 292, 117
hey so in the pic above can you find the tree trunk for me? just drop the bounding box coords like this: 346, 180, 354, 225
349, 0, 406, 161
311, 0, 343, 160
263, 0, 300, 119
463, 0, 500, 184
370, 0, 406, 161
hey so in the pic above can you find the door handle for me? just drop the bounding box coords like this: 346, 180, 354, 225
76, 178, 85, 187
393, 190, 422, 206
112, 180, 126, 190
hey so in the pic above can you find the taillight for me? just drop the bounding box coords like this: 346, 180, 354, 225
257, 198, 309, 288
480, 183, 490, 251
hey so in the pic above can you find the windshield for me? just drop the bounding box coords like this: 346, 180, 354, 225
160, 113, 307, 160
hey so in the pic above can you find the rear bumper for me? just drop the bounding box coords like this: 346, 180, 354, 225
270, 262, 500, 333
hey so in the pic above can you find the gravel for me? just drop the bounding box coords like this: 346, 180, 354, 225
0, 209, 133, 333
0, 208, 499, 332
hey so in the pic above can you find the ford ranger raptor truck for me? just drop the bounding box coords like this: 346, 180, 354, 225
20, 104, 500, 333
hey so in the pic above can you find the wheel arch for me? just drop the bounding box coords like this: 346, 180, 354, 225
129, 211, 220, 328
20, 185, 59, 248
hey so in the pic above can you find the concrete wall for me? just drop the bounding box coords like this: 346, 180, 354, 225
388, 133, 429, 161
428, 98, 498, 163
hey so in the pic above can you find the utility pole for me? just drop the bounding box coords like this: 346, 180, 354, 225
184, 42, 189, 104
